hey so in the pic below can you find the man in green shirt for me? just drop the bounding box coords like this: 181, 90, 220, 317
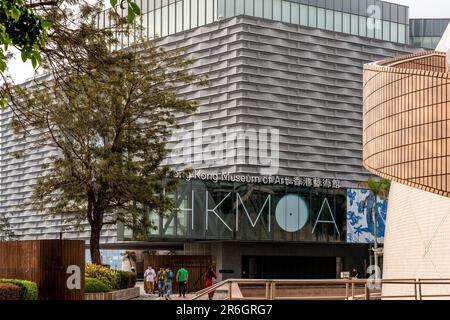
176, 264, 189, 298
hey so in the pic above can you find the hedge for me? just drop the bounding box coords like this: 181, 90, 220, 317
85, 277, 112, 293
117, 271, 137, 289
86, 264, 137, 291
0, 283, 23, 300
85, 264, 120, 290
0, 279, 38, 300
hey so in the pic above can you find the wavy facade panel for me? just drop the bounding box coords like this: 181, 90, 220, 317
363, 51, 450, 197
1, 16, 416, 242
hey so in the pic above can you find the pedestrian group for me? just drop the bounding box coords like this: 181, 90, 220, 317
144, 264, 217, 300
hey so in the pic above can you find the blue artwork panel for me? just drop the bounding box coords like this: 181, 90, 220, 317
346, 188, 387, 244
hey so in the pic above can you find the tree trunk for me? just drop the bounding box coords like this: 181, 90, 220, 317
90, 226, 102, 265
373, 199, 379, 273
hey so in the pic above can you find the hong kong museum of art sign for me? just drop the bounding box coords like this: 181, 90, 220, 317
123, 171, 347, 243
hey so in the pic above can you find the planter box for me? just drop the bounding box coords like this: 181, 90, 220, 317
85, 287, 140, 300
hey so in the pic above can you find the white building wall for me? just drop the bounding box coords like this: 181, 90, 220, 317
383, 182, 450, 299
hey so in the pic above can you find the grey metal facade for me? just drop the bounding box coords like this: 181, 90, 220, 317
164, 16, 418, 186
0, 15, 418, 243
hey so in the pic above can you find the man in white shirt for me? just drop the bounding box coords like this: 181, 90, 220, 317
144, 265, 156, 294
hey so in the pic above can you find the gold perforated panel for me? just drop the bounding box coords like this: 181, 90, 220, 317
363, 51, 450, 197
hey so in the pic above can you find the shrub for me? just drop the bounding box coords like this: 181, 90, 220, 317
117, 271, 137, 289
85, 264, 120, 290
85, 277, 112, 293
0, 279, 38, 300
0, 283, 23, 300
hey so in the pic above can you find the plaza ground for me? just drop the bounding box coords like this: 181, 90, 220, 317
132, 281, 227, 300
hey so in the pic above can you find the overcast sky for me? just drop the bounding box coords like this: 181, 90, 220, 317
5, 0, 450, 84
388, 0, 450, 18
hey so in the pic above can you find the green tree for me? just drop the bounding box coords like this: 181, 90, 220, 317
0, 0, 50, 70
7, 3, 205, 264
360, 177, 391, 270
0, 0, 141, 107
0, 0, 51, 107
0, 215, 16, 241
111, 0, 141, 23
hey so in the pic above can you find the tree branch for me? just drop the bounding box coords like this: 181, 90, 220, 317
26, 1, 59, 8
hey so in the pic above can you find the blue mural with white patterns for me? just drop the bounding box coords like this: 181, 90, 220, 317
346, 188, 387, 244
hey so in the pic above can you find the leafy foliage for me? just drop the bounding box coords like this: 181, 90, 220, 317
85, 277, 112, 293
0, 0, 49, 71
0, 215, 16, 241
360, 178, 390, 219
85, 265, 136, 291
360, 177, 390, 243
85, 264, 121, 289
361, 177, 391, 201
0, 0, 142, 108
0, 0, 50, 107
6, 1, 205, 264
117, 271, 137, 289
111, 0, 141, 24
0, 279, 39, 300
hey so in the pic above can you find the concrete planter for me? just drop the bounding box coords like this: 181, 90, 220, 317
85, 287, 140, 300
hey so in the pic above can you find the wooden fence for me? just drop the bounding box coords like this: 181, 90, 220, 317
143, 255, 215, 293
0, 240, 85, 300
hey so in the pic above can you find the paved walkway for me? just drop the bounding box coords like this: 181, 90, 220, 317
132, 281, 227, 300
132, 293, 196, 300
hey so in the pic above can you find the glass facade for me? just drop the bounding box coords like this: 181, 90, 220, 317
409, 19, 450, 49
122, 179, 347, 242
97, 0, 410, 50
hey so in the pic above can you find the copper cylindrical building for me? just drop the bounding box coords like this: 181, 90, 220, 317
363, 48, 450, 298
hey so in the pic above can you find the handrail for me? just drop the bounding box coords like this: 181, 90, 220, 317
192, 279, 232, 300
191, 278, 450, 300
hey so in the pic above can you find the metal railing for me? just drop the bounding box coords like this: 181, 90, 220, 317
192, 278, 450, 300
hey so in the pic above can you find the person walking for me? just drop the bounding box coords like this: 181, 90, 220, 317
144, 265, 156, 294
204, 266, 217, 300
164, 265, 175, 300
157, 267, 166, 297
176, 264, 189, 298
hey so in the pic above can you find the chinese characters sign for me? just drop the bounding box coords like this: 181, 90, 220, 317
175, 170, 340, 189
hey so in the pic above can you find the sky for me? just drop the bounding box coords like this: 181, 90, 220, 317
5, 0, 450, 84
388, 0, 450, 19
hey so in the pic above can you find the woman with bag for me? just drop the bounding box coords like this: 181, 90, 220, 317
204, 266, 217, 300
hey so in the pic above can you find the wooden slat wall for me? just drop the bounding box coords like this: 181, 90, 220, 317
143, 255, 215, 293
0, 240, 85, 300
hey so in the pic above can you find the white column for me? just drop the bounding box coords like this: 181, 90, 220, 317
436, 21, 450, 72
